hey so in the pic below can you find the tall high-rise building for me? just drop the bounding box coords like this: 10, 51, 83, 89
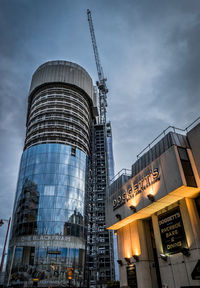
84, 121, 116, 288
6, 61, 97, 288
85, 10, 117, 287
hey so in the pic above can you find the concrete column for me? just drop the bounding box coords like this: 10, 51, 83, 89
117, 227, 129, 288
180, 198, 200, 287
117, 220, 152, 288
135, 220, 154, 288
185, 197, 200, 248
180, 199, 196, 249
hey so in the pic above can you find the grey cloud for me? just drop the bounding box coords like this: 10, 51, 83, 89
0, 0, 200, 259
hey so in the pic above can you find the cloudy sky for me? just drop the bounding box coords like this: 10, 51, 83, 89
0, 0, 200, 258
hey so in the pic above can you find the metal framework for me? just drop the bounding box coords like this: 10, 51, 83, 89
87, 9, 108, 124
85, 124, 115, 288
85, 10, 115, 287
25, 85, 92, 154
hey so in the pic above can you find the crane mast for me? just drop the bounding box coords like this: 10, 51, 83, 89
87, 9, 108, 124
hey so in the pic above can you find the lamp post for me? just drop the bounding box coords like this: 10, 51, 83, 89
0, 217, 11, 273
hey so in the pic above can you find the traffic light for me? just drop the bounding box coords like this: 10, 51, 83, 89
66, 267, 74, 280
0, 219, 4, 227
33, 278, 39, 287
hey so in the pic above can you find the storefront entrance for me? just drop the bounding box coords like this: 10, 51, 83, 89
145, 219, 162, 288
126, 264, 137, 288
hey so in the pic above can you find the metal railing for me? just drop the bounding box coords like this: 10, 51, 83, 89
27, 115, 88, 132
137, 116, 200, 160
110, 116, 200, 185
28, 106, 89, 127
26, 122, 89, 141
30, 100, 90, 122
110, 168, 131, 184
31, 87, 90, 109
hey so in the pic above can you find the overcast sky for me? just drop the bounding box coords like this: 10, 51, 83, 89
0, 0, 200, 258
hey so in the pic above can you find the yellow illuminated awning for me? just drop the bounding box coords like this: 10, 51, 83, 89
107, 185, 199, 230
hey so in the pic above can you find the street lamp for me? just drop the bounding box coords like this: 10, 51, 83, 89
0, 217, 11, 273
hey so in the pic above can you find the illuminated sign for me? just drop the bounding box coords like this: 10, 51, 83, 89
158, 207, 187, 254
47, 250, 61, 255
113, 168, 160, 210
19, 235, 71, 242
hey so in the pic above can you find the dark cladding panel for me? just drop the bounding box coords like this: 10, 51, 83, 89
187, 123, 200, 178
132, 132, 189, 177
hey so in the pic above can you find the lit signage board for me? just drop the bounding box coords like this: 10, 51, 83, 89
113, 168, 160, 210
47, 250, 61, 255
158, 207, 187, 254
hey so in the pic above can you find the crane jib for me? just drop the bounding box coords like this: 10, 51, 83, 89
87, 9, 108, 124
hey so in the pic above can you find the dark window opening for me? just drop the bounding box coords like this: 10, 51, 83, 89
178, 147, 197, 187
71, 147, 76, 157
195, 196, 200, 219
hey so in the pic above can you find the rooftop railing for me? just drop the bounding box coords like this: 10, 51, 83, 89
137, 116, 200, 160
110, 116, 200, 187
110, 168, 131, 185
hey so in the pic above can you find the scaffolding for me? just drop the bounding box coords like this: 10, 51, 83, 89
85, 123, 115, 288
86, 9, 115, 287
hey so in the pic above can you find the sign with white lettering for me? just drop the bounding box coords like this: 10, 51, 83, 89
158, 207, 187, 254
47, 250, 61, 255
113, 168, 160, 210
20, 235, 71, 242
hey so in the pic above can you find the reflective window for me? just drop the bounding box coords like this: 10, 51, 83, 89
44, 185, 55, 196
10, 246, 84, 285
12, 247, 23, 268
11, 143, 87, 239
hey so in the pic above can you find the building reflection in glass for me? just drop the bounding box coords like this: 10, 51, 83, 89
12, 179, 39, 237
64, 209, 84, 238
8, 143, 87, 287
10, 246, 84, 286
11, 143, 86, 238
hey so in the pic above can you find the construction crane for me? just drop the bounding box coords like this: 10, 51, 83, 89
87, 9, 108, 124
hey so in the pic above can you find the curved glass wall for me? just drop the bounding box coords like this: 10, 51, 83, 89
9, 246, 84, 287
8, 143, 87, 287
12, 143, 87, 239
6, 61, 94, 288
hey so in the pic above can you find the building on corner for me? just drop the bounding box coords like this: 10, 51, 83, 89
106, 120, 200, 288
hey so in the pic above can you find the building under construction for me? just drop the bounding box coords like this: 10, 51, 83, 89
5, 58, 116, 288
3, 9, 116, 288
84, 122, 115, 287
84, 10, 116, 288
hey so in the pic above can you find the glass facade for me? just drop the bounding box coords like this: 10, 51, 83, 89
6, 61, 96, 287
8, 143, 87, 287
9, 246, 84, 286
12, 143, 86, 239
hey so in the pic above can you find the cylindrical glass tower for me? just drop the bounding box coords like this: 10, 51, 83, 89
6, 61, 95, 288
